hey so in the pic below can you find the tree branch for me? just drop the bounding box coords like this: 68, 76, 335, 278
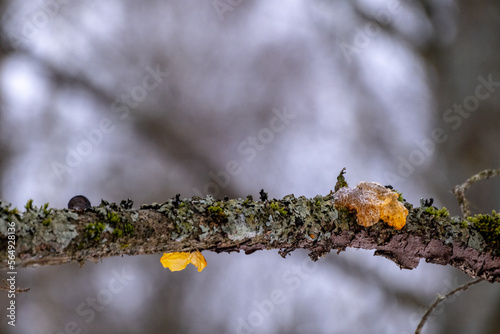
415, 277, 485, 334
1, 193, 499, 281
452, 167, 500, 218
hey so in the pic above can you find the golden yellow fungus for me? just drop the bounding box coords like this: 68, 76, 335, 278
333, 181, 408, 229
161, 251, 207, 272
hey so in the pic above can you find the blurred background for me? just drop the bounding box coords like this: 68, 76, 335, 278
1, 0, 500, 333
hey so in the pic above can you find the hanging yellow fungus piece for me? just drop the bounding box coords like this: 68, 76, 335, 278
161, 251, 207, 272
333, 181, 408, 229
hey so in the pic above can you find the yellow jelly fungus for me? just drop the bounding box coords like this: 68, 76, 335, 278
333, 181, 408, 229
161, 251, 207, 272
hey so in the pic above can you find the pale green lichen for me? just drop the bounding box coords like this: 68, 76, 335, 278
220, 198, 260, 241
0, 201, 21, 235
158, 197, 197, 239
226, 213, 257, 241
48, 211, 78, 247
467, 228, 485, 250
0, 200, 78, 255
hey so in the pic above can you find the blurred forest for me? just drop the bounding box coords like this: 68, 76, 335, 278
1, 1, 500, 333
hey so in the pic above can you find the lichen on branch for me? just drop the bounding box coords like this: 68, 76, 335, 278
1, 189, 500, 281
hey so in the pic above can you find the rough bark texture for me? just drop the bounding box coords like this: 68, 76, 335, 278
1, 194, 499, 282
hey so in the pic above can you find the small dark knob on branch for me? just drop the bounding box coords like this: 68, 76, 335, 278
68, 195, 91, 213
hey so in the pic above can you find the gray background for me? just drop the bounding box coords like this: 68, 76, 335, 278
1, 1, 500, 333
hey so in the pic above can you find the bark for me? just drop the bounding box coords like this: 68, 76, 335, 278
1, 194, 499, 282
